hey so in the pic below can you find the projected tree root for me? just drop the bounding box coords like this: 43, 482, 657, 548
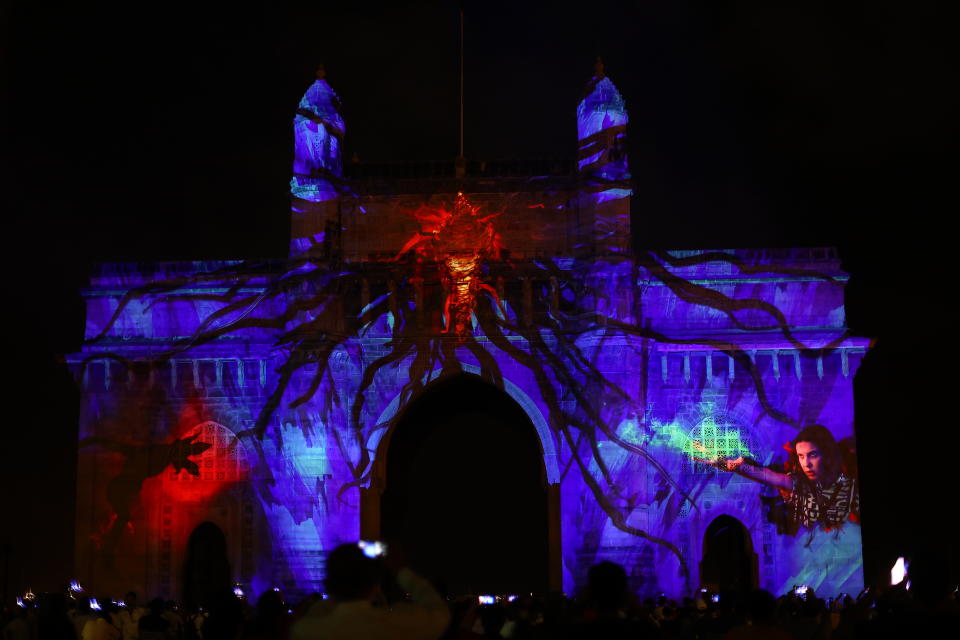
84, 197, 849, 583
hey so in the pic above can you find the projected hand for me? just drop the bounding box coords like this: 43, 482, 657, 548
691, 440, 744, 472
693, 454, 745, 472
697, 450, 793, 490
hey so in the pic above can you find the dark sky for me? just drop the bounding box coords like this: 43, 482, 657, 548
8, 1, 955, 261
3, 1, 958, 593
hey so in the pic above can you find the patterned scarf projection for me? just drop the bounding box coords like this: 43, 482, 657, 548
73, 71, 865, 599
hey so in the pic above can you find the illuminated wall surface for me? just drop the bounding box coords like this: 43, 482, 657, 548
69, 71, 866, 601
290, 70, 344, 256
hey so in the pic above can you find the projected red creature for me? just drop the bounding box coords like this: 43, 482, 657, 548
394, 192, 504, 338
80, 433, 212, 548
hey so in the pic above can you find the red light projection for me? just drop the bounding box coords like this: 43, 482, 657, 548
147, 421, 250, 504
82, 391, 250, 552
395, 192, 504, 338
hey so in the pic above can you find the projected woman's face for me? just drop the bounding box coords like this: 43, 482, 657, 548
795, 441, 822, 481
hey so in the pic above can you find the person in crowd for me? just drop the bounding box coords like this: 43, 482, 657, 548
137, 599, 169, 640
780, 590, 831, 640
71, 597, 95, 640
2, 604, 30, 640
160, 601, 183, 640
439, 597, 479, 640
290, 542, 449, 640
499, 597, 539, 640
474, 604, 506, 638
239, 589, 288, 640
722, 589, 791, 640
82, 603, 120, 640
187, 607, 207, 640
113, 592, 145, 640
567, 561, 657, 639
200, 590, 242, 640
37, 593, 77, 640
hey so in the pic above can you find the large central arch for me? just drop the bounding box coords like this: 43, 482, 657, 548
360, 370, 563, 592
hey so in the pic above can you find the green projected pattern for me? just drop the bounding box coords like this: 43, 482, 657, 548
642, 413, 753, 474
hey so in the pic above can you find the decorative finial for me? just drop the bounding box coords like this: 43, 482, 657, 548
315, 64, 326, 80
594, 57, 605, 79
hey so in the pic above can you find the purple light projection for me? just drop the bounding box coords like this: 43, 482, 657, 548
70, 69, 865, 601
290, 65, 344, 256
577, 58, 631, 253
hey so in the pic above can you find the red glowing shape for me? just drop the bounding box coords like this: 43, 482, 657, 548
395, 192, 504, 338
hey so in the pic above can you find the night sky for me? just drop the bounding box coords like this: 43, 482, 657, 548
3, 1, 957, 595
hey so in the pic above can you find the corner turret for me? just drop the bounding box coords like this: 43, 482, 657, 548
576, 59, 632, 254
290, 65, 345, 257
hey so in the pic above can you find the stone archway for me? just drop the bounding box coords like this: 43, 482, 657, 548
700, 515, 759, 594
360, 373, 562, 593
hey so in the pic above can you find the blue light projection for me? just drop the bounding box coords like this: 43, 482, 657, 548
290, 66, 345, 255
577, 59, 631, 252
70, 69, 866, 602
577, 70, 628, 177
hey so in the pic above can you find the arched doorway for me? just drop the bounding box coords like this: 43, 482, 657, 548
374, 375, 550, 594
700, 515, 758, 594
183, 522, 231, 610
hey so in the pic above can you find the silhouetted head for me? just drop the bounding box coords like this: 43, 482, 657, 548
203, 588, 244, 640
479, 604, 507, 636
92, 603, 112, 620
325, 543, 381, 601
149, 598, 165, 616
37, 592, 69, 616
746, 589, 777, 623
587, 561, 628, 611
255, 589, 285, 620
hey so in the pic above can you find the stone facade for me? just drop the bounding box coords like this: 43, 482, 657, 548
69, 69, 866, 600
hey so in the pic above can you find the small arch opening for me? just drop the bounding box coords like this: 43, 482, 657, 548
700, 515, 758, 595
183, 522, 231, 610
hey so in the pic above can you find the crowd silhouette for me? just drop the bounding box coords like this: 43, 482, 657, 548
4, 545, 957, 640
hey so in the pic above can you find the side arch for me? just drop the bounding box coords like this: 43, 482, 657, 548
699, 514, 759, 594
155, 421, 253, 601
183, 521, 231, 610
